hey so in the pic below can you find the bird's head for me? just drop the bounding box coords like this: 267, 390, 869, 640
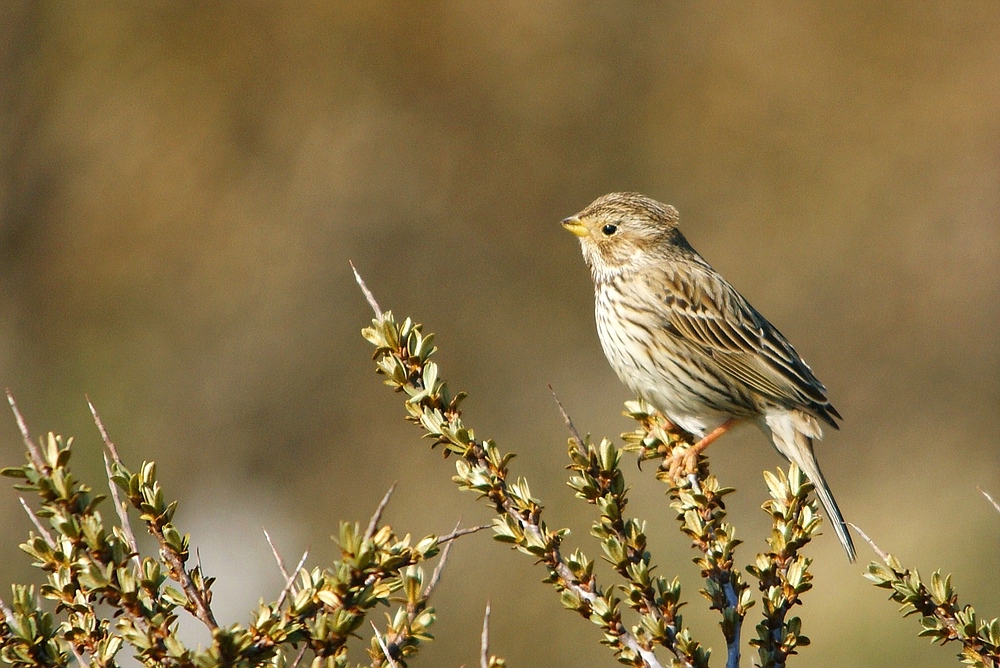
562, 192, 687, 282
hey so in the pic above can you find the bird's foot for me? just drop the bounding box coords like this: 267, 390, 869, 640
661, 418, 740, 481
663, 447, 702, 479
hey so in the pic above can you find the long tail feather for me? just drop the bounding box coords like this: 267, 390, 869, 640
759, 412, 856, 562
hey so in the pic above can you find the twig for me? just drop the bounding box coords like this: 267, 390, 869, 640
351, 261, 383, 319
89, 397, 218, 629
625, 404, 744, 667
426, 521, 462, 596
19, 497, 55, 548
371, 621, 401, 668
978, 487, 1000, 515
365, 483, 397, 542
566, 408, 703, 666
7, 390, 46, 472
847, 523, 888, 562
549, 384, 584, 448
91, 421, 199, 659
95, 410, 219, 631
277, 549, 309, 610
438, 523, 491, 544
163, 542, 218, 629
480, 602, 491, 668
263, 528, 290, 582
87, 396, 123, 465
485, 443, 666, 664
289, 645, 308, 668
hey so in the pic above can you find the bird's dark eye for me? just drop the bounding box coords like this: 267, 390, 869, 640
602, 224, 618, 236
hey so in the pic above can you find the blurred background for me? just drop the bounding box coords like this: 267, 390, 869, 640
2, 2, 999, 666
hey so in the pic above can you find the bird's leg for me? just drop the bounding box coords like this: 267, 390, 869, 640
665, 418, 740, 478
687, 417, 740, 459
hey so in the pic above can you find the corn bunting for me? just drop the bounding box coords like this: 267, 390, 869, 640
563, 192, 855, 561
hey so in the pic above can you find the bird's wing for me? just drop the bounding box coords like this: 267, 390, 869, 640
655, 263, 840, 427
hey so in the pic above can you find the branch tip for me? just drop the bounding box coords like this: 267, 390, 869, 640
438, 523, 491, 544
7, 390, 44, 471
87, 396, 123, 464
19, 497, 55, 548
350, 261, 383, 318
365, 482, 397, 542
978, 487, 1000, 515
548, 384, 584, 448
262, 528, 290, 581
480, 601, 492, 668
846, 522, 889, 562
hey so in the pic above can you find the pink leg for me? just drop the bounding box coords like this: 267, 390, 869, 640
666, 418, 740, 477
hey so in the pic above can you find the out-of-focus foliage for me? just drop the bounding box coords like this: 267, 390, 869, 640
0, 411, 462, 668
2, 3, 1000, 666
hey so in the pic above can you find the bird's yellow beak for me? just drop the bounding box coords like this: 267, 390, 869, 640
561, 216, 590, 238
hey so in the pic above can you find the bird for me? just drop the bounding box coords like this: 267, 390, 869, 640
562, 192, 855, 562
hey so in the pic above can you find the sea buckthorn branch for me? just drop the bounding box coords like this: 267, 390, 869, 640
354, 268, 675, 668
746, 466, 819, 668
622, 404, 821, 668
622, 401, 752, 668
1, 398, 463, 668
858, 525, 1000, 668
566, 433, 708, 667
2, 399, 168, 668
368, 522, 491, 667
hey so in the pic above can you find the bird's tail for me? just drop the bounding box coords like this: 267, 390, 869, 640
758, 410, 856, 562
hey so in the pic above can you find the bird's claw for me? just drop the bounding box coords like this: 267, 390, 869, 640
663, 447, 701, 480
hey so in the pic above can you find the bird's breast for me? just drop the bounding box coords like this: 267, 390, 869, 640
594, 280, 756, 437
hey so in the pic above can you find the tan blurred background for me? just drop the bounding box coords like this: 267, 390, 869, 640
2, 2, 999, 666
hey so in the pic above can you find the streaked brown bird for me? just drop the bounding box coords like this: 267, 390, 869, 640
562, 192, 855, 561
